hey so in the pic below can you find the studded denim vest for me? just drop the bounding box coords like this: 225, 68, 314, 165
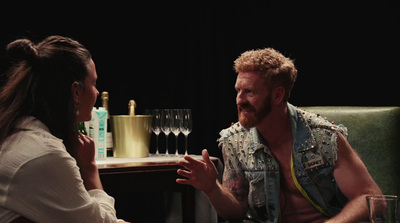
217, 103, 349, 223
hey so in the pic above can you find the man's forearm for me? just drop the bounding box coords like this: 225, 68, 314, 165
204, 180, 248, 220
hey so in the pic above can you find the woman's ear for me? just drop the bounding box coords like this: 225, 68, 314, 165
71, 81, 81, 104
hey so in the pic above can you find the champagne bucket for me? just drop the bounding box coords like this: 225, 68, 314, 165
111, 115, 153, 158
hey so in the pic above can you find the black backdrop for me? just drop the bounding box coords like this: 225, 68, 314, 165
1, 2, 399, 160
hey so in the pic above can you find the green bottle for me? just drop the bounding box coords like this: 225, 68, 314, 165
78, 122, 87, 135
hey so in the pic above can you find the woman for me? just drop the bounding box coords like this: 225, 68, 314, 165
0, 35, 129, 223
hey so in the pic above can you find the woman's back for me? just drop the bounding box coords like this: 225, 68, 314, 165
0, 117, 119, 223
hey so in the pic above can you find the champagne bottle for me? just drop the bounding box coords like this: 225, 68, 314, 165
128, 100, 136, 116
101, 91, 113, 156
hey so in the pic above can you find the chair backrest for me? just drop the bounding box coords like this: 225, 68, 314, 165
299, 106, 400, 197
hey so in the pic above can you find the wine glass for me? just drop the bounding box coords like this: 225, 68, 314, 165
180, 109, 193, 155
151, 109, 161, 155
170, 109, 182, 156
161, 109, 171, 156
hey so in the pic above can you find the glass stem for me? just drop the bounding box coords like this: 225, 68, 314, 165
175, 136, 179, 156
165, 135, 169, 156
155, 134, 159, 155
185, 135, 188, 155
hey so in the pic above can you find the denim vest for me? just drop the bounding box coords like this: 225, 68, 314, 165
217, 103, 349, 223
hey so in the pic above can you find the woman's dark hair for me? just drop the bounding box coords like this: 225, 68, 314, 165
0, 35, 92, 157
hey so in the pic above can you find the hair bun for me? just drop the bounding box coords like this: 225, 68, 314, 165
6, 38, 38, 63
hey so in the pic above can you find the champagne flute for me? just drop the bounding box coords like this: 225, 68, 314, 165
180, 109, 193, 155
170, 109, 182, 156
151, 109, 161, 155
161, 109, 171, 156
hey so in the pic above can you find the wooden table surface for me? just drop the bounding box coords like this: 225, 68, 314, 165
96, 155, 219, 223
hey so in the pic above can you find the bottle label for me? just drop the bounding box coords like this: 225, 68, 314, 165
89, 107, 107, 160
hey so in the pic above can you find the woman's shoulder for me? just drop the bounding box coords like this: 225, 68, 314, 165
7, 117, 65, 151
0, 117, 71, 173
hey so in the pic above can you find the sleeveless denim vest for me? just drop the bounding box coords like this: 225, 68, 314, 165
217, 103, 349, 223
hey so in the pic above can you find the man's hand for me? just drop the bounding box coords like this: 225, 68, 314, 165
176, 149, 219, 194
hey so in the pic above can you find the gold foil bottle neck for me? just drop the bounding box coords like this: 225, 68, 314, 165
128, 100, 136, 116
101, 91, 109, 100
101, 91, 110, 119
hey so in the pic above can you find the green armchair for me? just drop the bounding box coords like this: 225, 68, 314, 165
299, 106, 400, 197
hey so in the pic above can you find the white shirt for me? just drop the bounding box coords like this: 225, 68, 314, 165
0, 117, 119, 223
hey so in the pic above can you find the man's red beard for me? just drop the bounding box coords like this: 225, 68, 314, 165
238, 107, 256, 129
237, 94, 272, 129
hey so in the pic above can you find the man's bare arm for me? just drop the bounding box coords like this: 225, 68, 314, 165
176, 149, 248, 220
325, 133, 383, 223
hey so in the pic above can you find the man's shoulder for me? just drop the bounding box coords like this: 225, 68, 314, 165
217, 122, 253, 146
219, 122, 247, 137
297, 107, 348, 137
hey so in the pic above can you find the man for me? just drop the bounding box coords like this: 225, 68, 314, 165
176, 48, 382, 223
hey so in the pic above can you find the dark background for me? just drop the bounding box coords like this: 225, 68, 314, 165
1, 2, 399, 222
1, 1, 399, 160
